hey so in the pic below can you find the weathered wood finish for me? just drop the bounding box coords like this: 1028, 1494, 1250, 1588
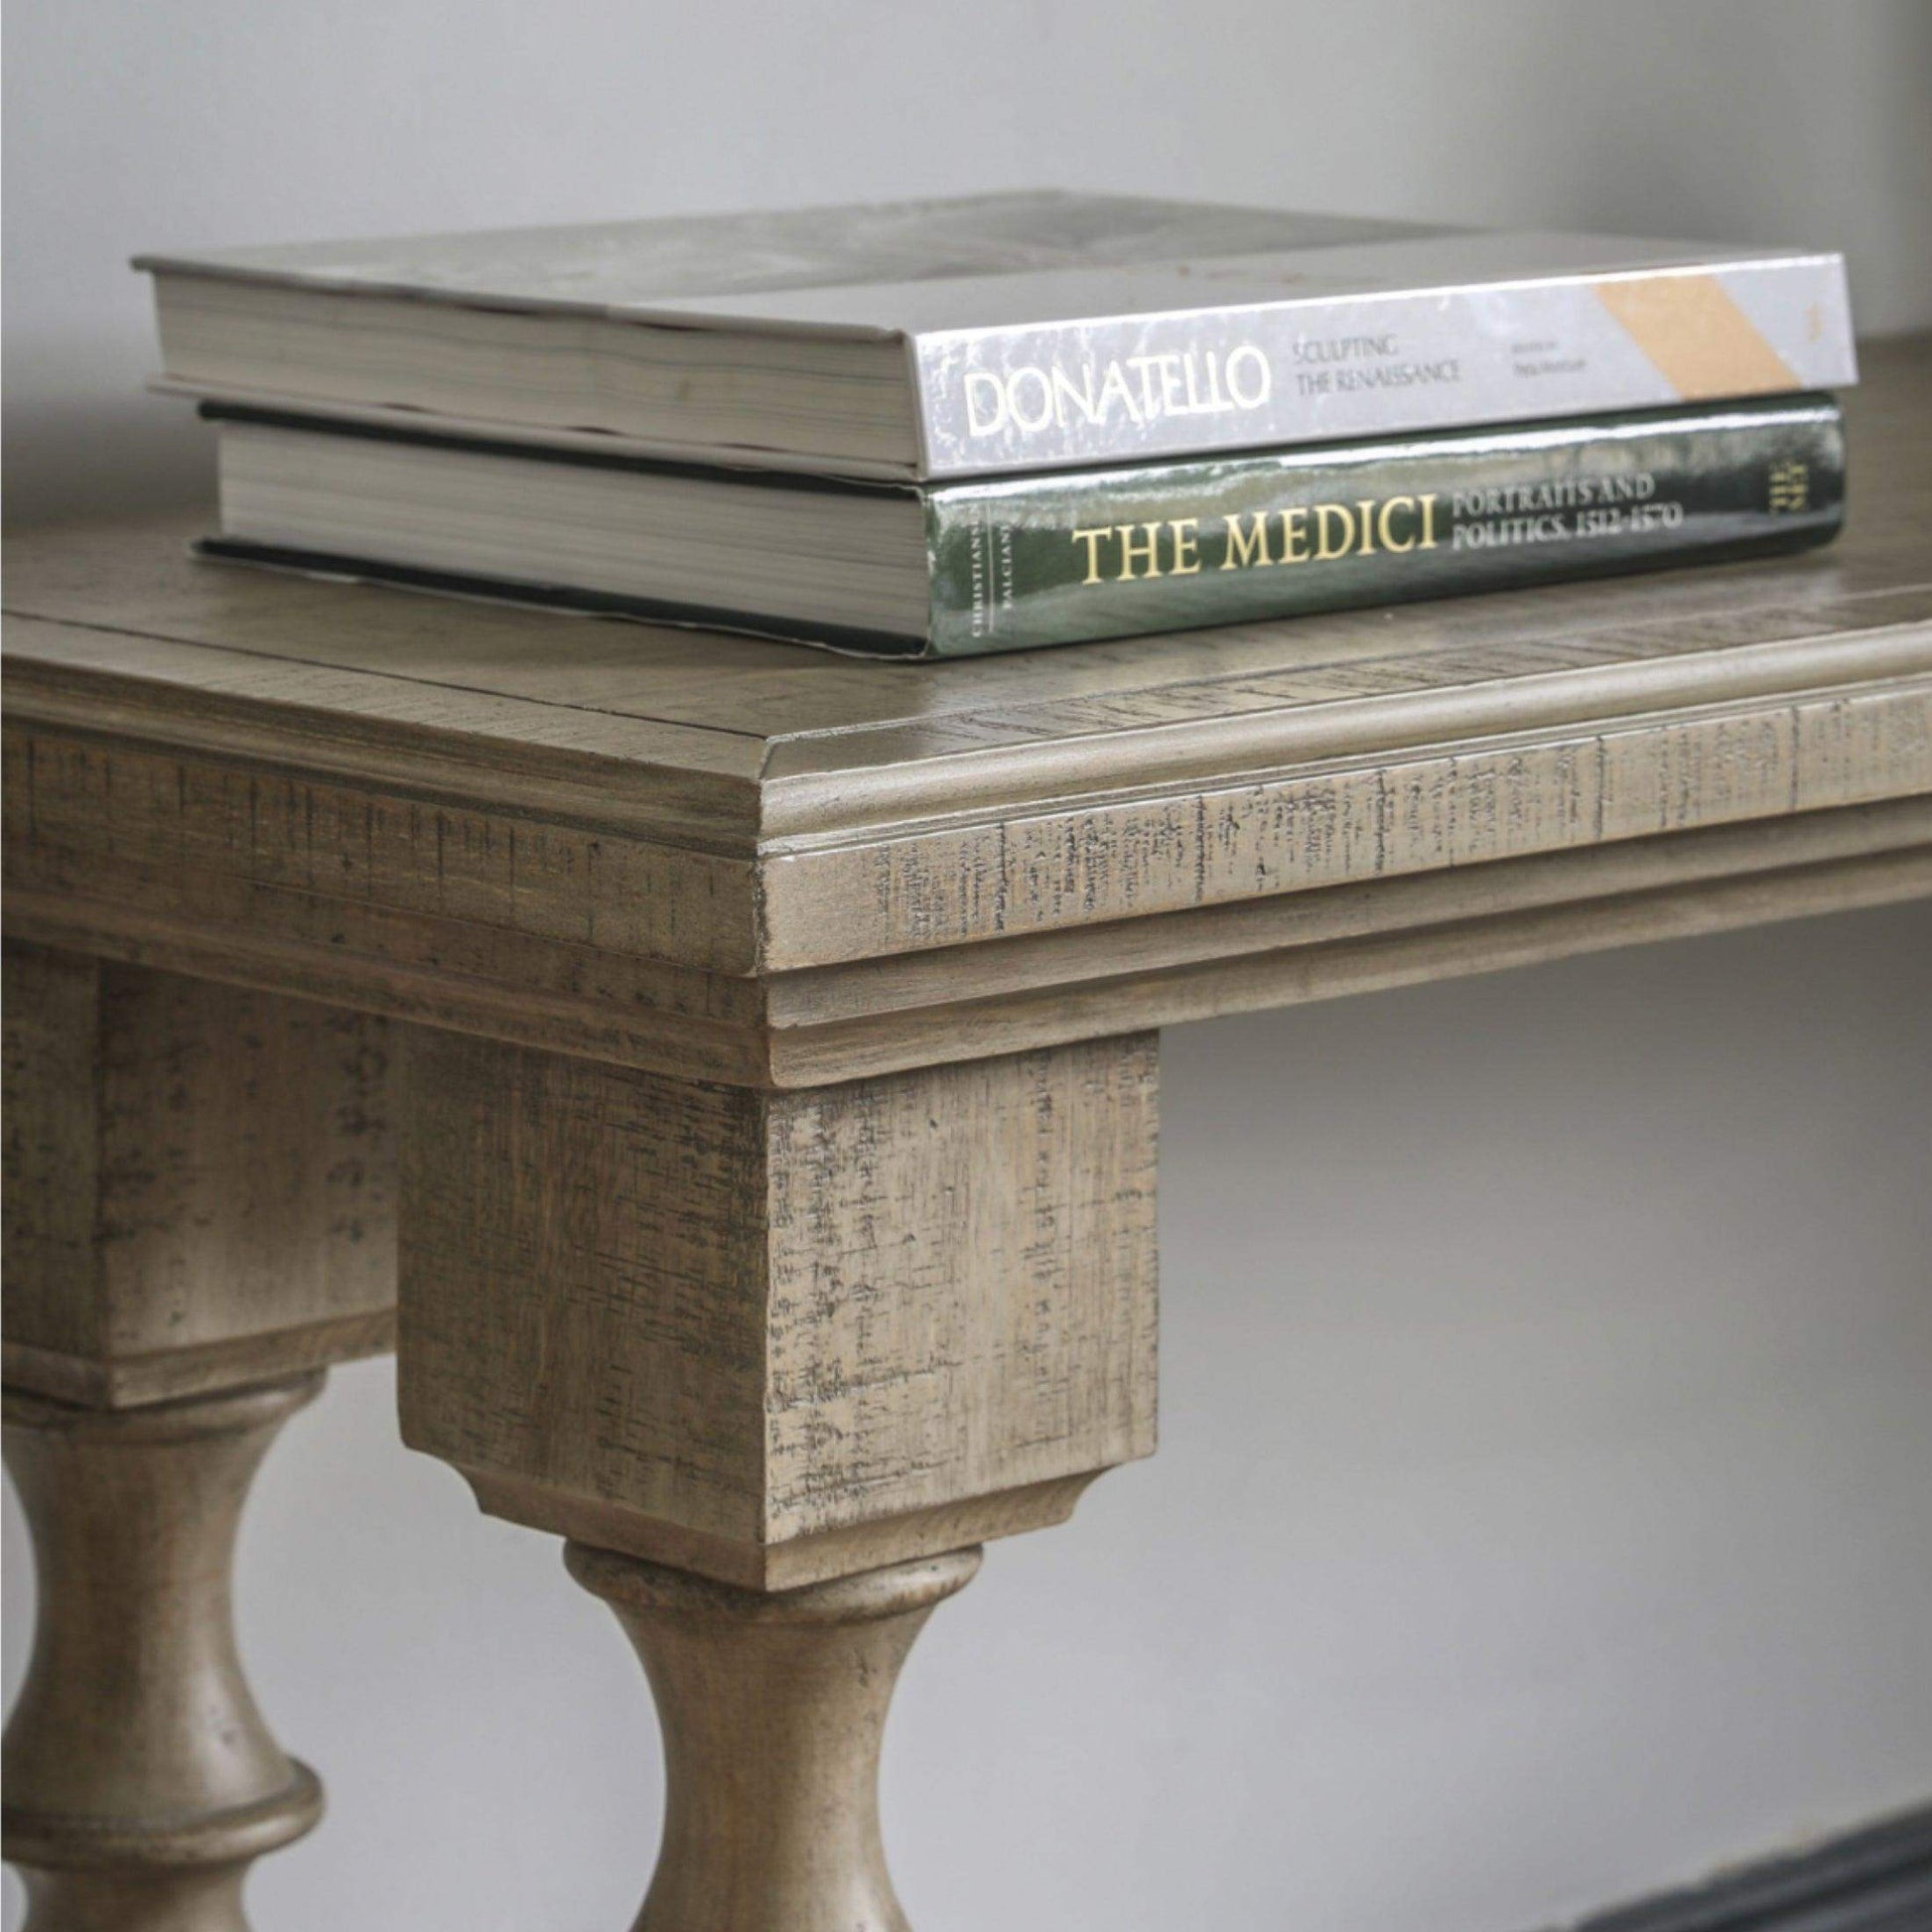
568, 1543, 981, 1932
4, 591, 1927, 1090
1, 951, 394, 1927
5, 340, 1930, 1931
6, 341, 1929, 1093
395, 1027, 1155, 1923
2, 946, 396, 1406
2, 1377, 326, 1932
399, 1031, 1158, 1588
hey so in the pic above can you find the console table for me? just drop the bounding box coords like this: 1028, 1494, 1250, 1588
4, 335, 1929, 1932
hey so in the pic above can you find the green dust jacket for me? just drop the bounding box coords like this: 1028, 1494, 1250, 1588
197, 393, 1844, 658
917, 395, 1843, 655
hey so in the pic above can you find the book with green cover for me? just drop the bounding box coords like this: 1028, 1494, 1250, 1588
200, 393, 1843, 658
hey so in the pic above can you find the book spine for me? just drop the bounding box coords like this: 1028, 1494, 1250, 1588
922, 397, 1844, 657
912, 257, 1855, 477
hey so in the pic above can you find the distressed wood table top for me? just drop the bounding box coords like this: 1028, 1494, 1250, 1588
6, 336, 1930, 1089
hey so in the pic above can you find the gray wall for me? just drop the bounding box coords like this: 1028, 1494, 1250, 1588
5, 3, 1930, 1929
6, 0, 1931, 524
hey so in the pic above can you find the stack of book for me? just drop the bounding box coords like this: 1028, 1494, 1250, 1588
137, 192, 1857, 659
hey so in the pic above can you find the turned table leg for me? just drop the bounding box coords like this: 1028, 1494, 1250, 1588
3, 1380, 326, 1932
570, 1545, 981, 1932
399, 1028, 1159, 1929
2, 946, 396, 1930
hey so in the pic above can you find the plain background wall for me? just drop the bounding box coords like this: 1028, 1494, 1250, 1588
4, 2, 1930, 1928
7, 0, 1932, 523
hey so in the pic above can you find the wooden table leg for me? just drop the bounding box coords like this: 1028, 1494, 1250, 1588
3, 1379, 326, 1932
398, 1029, 1160, 1931
2, 946, 396, 1931
569, 1545, 980, 1932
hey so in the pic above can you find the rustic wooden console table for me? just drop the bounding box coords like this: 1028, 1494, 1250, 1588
4, 336, 1929, 1931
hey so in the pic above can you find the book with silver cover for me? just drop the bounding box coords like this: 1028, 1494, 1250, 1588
137, 191, 1857, 481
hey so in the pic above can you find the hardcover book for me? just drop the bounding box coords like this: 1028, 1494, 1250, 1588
199, 394, 1845, 658
137, 192, 1857, 481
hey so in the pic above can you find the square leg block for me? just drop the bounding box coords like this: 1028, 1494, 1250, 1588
398, 1032, 1158, 1587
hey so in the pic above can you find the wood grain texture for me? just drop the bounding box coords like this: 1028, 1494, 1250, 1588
7, 340, 1929, 756
2, 346, 1924, 1932
1, 957, 383, 1924
398, 1032, 1158, 1587
567, 1544, 981, 1932
2, 946, 396, 1405
2, 1378, 326, 1932
6, 340, 1929, 1092
760, 818, 1932, 1085
4, 341, 1924, 1932
755, 652, 1932, 967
